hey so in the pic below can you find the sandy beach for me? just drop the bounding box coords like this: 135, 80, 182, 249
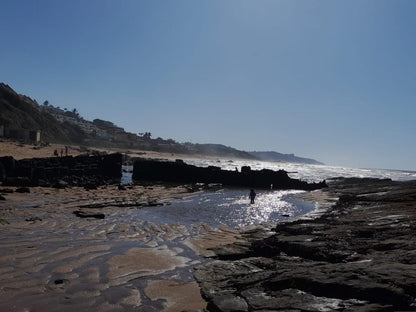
0, 139, 223, 162
0, 141, 244, 311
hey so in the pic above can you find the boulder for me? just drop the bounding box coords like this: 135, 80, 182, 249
15, 187, 30, 193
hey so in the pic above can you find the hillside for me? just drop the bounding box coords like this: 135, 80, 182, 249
249, 151, 323, 165
0, 83, 85, 144
0, 82, 322, 164
0, 83, 254, 159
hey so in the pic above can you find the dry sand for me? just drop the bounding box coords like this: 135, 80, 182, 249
0, 141, 244, 311
0, 139, 222, 161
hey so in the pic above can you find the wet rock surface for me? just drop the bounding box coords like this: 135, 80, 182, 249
195, 178, 416, 311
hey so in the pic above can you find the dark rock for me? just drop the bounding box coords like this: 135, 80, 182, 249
146, 200, 165, 207
208, 241, 253, 260
0, 156, 15, 180
0, 154, 122, 187
0, 162, 5, 182
132, 158, 327, 190
118, 184, 127, 190
0, 195, 5, 200
54, 180, 68, 188
208, 292, 248, 312
25, 217, 42, 222
15, 187, 30, 193
4, 177, 31, 186
195, 178, 416, 311
54, 279, 69, 285
0, 188, 14, 193
0, 219, 9, 225
73, 210, 105, 219
84, 183, 98, 191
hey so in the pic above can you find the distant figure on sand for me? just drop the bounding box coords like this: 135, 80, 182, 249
249, 189, 256, 204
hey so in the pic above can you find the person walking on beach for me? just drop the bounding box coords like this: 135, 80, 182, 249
249, 189, 256, 204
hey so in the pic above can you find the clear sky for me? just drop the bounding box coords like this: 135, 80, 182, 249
1, 0, 415, 170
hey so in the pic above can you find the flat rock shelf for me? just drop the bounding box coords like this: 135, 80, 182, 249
194, 177, 416, 312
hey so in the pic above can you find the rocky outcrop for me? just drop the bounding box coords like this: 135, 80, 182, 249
0, 153, 122, 187
195, 178, 416, 311
133, 159, 327, 190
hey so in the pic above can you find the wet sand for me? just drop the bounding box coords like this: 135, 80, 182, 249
0, 183, 244, 311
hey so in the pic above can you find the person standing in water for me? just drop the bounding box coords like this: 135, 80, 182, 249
249, 189, 256, 204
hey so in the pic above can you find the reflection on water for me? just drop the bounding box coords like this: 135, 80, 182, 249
127, 157, 416, 229
137, 189, 315, 229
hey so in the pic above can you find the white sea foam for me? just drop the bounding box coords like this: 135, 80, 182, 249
180, 158, 416, 182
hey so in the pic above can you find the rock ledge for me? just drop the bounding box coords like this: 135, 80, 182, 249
195, 178, 416, 311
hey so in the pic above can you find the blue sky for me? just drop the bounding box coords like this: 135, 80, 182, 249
1, 0, 415, 170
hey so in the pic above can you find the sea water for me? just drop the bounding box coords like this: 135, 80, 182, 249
137, 188, 314, 229
182, 158, 416, 182
126, 159, 416, 229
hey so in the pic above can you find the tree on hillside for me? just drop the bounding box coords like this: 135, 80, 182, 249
43, 100, 49, 106
143, 132, 151, 140
72, 108, 81, 120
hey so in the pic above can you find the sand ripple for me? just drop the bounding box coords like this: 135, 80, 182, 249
0, 185, 241, 311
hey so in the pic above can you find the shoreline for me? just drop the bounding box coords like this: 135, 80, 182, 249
0, 159, 322, 311
195, 177, 416, 311
4, 141, 416, 310
0, 183, 249, 311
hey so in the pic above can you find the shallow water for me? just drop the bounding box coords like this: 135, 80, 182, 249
123, 158, 415, 229
137, 189, 314, 229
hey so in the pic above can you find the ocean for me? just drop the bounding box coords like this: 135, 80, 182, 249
124, 159, 416, 229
